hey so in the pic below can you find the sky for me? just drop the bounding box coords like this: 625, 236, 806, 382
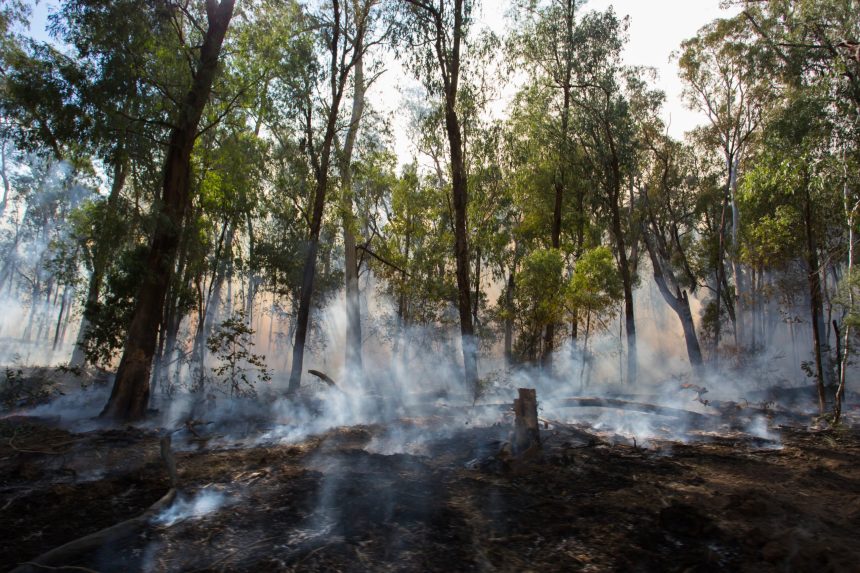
24, 0, 740, 154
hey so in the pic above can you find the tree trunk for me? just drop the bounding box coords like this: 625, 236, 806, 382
341, 45, 365, 380
504, 270, 514, 366
473, 246, 481, 326
191, 220, 233, 389
644, 232, 704, 377
512, 388, 541, 455
609, 192, 636, 385
835, 161, 856, 424
803, 178, 827, 415
0, 140, 11, 218
287, 0, 351, 394
52, 284, 70, 351
439, 0, 479, 397
101, 0, 236, 421
729, 153, 745, 353
445, 103, 479, 397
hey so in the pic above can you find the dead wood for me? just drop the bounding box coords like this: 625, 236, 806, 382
11, 435, 181, 573
10, 489, 176, 573
8, 427, 67, 456
307, 369, 338, 388
557, 397, 717, 423
512, 388, 541, 456
18, 562, 101, 573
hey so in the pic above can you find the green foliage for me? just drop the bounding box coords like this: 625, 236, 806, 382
207, 311, 271, 398
567, 246, 623, 315
834, 268, 860, 330
516, 248, 565, 330
80, 245, 147, 368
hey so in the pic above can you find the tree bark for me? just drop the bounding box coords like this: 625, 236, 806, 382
101, 0, 236, 421
443, 0, 479, 397
287, 0, 353, 394
645, 235, 704, 376
609, 190, 636, 385
341, 44, 366, 380
504, 270, 514, 366
803, 178, 827, 415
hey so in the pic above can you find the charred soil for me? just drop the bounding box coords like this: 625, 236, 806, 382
1, 415, 859, 572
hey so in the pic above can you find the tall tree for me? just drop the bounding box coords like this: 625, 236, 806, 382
679, 17, 766, 356
286, 0, 375, 394
400, 0, 478, 396
509, 0, 582, 368
101, 0, 236, 421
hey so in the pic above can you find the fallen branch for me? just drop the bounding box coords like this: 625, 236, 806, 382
11, 490, 176, 573
19, 563, 100, 573
12, 436, 180, 573
307, 369, 338, 388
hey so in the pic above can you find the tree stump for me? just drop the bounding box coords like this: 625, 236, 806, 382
512, 388, 541, 456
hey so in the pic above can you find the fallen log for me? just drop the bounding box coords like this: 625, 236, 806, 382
12, 435, 180, 573
555, 397, 717, 423
11, 489, 177, 573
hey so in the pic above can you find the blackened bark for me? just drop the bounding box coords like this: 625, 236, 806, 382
504, 270, 514, 366
101, 0, 236, 421
609, 190, 636, 384
445, 0, 479, 396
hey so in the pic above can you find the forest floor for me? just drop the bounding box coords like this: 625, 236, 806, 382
1, 393, 860, 572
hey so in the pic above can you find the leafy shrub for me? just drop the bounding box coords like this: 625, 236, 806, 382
207, 310, 271, 397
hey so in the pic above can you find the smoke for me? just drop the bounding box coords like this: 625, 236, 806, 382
3, 237, 835, 457
152, 489, 232, 527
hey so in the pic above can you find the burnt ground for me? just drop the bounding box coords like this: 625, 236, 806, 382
1, 410, 860, 572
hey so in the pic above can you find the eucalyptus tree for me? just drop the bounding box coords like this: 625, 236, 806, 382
397, 0, 479, 395
38, 0, 193, 368
566, 8, 640, 384
338, 0, 389, 382
101, 0, 237, 421
284, 0, 380, 395
733, 0, 860, 421
508, 0, 583, 367
639, 134, 706, 375
679, 16, 769, 356
372, 160, 456, 351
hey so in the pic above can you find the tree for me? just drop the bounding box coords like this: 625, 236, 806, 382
207, 310, 271, 398
566, 246, 622, 387
101, 0, 237, 421
513, 248, 564, 363
678, 16, 768, 356
566, 9, 640, 384
509, 0, 583, 368
286, 0, 376, 395
640, 136, 705, 376
399, 0, 479, 397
